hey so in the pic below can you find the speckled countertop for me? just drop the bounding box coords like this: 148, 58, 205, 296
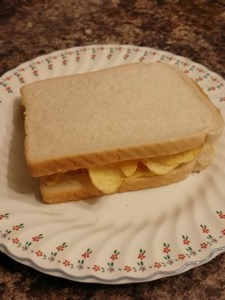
1, 0, 225, 299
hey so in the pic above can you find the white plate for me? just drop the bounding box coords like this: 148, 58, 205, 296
0, 45, 225, 284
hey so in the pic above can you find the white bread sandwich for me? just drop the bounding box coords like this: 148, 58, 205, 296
20, 62, 224, 204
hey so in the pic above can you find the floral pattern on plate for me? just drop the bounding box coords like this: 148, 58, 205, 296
0, 45, 225, 284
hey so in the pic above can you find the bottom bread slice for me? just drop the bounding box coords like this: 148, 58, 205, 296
40, 161, 197, 204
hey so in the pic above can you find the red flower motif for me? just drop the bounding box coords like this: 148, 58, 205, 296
201, 225, 209, 234
13, 225, 20, 231
182, 236, 190, 245
110, 254, 119, 261
183, 240, 190, 245
56, 245, 64, 251
6, 86, 12, 92
209, 86, 216, 91
178, 254, 186, 260
93, 265, 100, 272
12, 238, 19, 244
200, 243, 208, 249
63, 260, 70, 267
35, 250, 43, 257
80, 249, 92, 259
32, 236, 40, 242
216, 211, 225, 219
154, 262, 162, 269
0, 214, 4, 220
82, 252, 90, 259
138, 253, 146, 260
124, 266, 132, 272
139, 56, 145, 62
163, 247, 170, 254
221, 229, 225, 235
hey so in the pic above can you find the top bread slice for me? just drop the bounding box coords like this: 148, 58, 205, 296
21, 62, 224, 177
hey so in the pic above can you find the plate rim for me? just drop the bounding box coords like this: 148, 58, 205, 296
0, 44, 225, 284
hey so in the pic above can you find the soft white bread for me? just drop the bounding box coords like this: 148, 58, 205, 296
21, 62, 224, 178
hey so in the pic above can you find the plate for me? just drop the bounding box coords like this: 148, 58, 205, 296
0, 45, 225, 284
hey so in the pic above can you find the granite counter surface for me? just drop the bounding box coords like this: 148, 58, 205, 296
1, 0, 225, 299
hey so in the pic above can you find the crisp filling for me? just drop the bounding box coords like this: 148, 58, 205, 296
88, 145, 202, 193
45, 146, 202, 194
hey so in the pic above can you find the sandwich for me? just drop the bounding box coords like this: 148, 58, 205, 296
20, 62, 224, 204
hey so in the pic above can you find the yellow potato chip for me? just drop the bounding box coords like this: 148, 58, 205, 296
88, 145, 202, 192
154, 146, 202, 166
131, 164, 155, 178
119, 160, 138, 177
88, 165, 124, 194
141, 159, 178, 175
